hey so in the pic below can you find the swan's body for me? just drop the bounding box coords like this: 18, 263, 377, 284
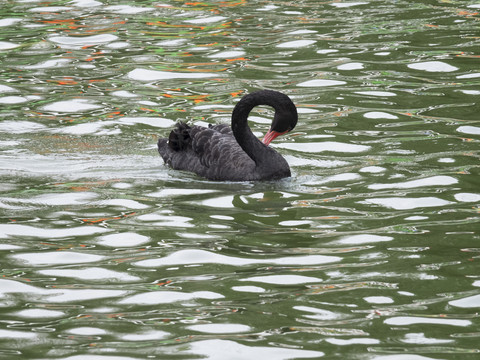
157, 90, 298, 181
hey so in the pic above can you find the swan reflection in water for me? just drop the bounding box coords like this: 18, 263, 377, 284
158, 90, 298, 181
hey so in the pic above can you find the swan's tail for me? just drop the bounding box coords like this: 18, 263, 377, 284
167, 122, 191, 151
158, 122, 191, 164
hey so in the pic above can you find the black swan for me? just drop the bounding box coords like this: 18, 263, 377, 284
157, 89, 298, 181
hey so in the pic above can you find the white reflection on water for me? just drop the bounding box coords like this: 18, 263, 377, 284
361, 197, 453, 210
53, 117, 175, 135
0, 140, 19, 149
401, 332, 454, 344
454, 192, 480, 202
231, 285, 265, 293
1, 192, 97, 206
287, 30, 318, 35
184, 16, 227, 24
407, 61, 459, 72
276, 141, 370, 153
0, 41, 20, 50
334, 234, 393, 245
294, 305, 340, 320
104, 5, 153, 14
297, 79, 346, 87
67, 327, 107, 335
127, 68, 219, 81
364, 111, 398, 119
0, 244, 21, 250
134, 249, 341, 267
285, 155, 350, 168
0, 120, 46, 133
0, 95, 38, 104
405, 215, 428, 221
456, 72, 480, 79
119, 117, 175, 128
112, 182, 132, 189
359, 166, 386, 173
106, 42, 129, 49
310, 172, 362, 185
14, 308, 65, 318
368, 175, 457, 190
355, 91, 396, 97
22, 58, 71, 69
279, 220, 312, 226
149, 188, 217, 197
326, 338, 379, 345
187, 323, 251, 334
121, 330, 170, 341
111, 90, 138, 98
97, 198, 149, 209
449, 294, 480, 308
317, 49, 339, 54
257, 4, 279, 11
0, 329, 37, 339
200, 195, 235, 208
240, 274, 322, 285
42, 99, 102, 113
372, 356, 442, 360
457, 125, 480, 135
0, 154, 162, 179
55, 122, 112, 135
337, 62, 364, 70
363, 296, 394, 304
37, 356, 141, 360
0, 18, 22, 27
180, 339, 324, 360
276, 40, 316, 48
0, 278, 43, 294
330, 2, 368, 7
97, 232, 150, 248
156, 39, 187, 47
458, 90, 480, 95
118, 116, 175, 128
118, 290, 223, 305
0, 84, 17, 92
71, 0, 102, 7
0, 278, 126, 303
137, 213, 194, 227
384, 316, 471, 327
0, 224, 109, 239
45, 289, 127, 303
177, 232, 220, 240
38, 267, 141, 281
49, 34, 118, 47
208, 50, 246, 58
12, 251, 104, 265
30, 6, 73, 12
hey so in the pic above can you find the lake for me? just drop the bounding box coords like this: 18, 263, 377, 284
0, 0, 479, 359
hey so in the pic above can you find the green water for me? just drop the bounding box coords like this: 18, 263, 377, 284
1, 0, 479, 359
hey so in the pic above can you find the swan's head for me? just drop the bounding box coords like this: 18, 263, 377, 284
262, 103, 298, 146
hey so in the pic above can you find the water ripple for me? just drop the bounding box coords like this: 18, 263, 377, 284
0, 0, 479, 358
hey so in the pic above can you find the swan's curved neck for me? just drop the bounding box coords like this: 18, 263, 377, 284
231, 92, 273, 166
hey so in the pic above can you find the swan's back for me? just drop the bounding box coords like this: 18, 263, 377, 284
158, 122, 260, 181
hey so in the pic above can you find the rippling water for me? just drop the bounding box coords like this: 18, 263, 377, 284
1, 0, 479, 359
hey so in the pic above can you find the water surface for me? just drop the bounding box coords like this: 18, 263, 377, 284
1, 0, 479, 359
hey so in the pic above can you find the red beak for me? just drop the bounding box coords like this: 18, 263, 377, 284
262, 130, 286, 146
